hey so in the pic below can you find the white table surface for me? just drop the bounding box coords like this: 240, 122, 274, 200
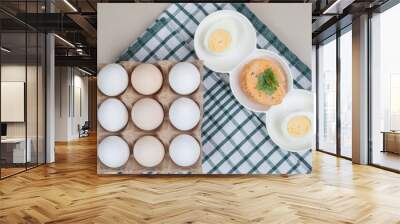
1, 138, 26, 143
1, 137, 32, 163
97, 3, 311, 67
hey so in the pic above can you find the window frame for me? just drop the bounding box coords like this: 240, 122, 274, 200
315, 24, 353, 161
0, 0, 47, 180
367, 1, 400, 173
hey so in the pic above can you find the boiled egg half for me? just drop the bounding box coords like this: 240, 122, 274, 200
204, 19, 238, 56
281, 111, 313, 143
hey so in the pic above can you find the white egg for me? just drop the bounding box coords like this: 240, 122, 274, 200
133, 136, 165, 167
169, 62, 201, 95
131, 63, 163, 95
98, 136, 130, 168
131, 98, 164, 131
169, 134, 201, 167
169, 97, 201, 131
98, 98, 128, 132
204, 19, 238, 56
97, 63, 128, 96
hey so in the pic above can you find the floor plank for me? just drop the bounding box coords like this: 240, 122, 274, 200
1, 135, 400, 224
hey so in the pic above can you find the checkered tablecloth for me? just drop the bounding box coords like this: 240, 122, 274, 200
118, 3, 312, 174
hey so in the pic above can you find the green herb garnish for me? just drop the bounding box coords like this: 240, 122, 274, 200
256, 68, 280, 96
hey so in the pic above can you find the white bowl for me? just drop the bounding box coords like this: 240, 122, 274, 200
194, 10, 257, 73
265, 89, 314, 152
229, 49, 293, 113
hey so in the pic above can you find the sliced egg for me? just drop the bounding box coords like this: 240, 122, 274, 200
281, 111, 313, 142
204, 19, 238, 56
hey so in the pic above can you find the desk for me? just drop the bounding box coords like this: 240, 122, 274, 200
1, 138, 32, 163
382, 131, 400, 155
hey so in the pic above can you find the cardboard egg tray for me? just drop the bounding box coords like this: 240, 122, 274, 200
97, 60, 204, 174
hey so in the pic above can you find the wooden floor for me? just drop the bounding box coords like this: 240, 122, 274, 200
372, 150, 400, 171
0, 167, 26, 178
1, 135, 400, 224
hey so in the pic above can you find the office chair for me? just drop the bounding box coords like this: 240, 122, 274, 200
79, 121, 90, 138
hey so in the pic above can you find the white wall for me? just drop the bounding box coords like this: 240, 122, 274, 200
352, 14, 369, 164
71, 73, 89, 138
312, 45, 317, 150
55, 66, 69, 141
1, 65, 26, 137
1, 65, 40, 138
54, 67, 89, 141
97, 3, 311, 67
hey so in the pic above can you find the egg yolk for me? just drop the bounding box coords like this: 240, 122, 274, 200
287, 116, 311, 137
208, 29, 231, 53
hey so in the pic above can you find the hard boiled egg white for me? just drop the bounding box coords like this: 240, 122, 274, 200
169, 97, 201, 131
204, 19, 238, 56
98, 136, 130, 168
169, 134, 201, 167
98, 98, 128, 132
97, 63, 128, 96
169, 62, 201, 95
133, 136, 165, 168
281, 111, 313, 142
131, 98, 164, 131
131, 63, 163, 95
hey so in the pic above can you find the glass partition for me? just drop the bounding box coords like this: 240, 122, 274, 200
27, 31, 38, 169
316, 25, 353, 160
29, 0, 39, 170
339, 29, 352, 158
0, 1, 46, 179
370, 3, 400, 171
1, 31, 28, 177
317, 37, 337, 155
38, 32, 46, 165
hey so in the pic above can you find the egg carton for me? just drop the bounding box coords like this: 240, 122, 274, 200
97, 60, 204, 174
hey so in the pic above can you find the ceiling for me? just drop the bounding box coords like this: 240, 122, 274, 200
0, 0, 392, 74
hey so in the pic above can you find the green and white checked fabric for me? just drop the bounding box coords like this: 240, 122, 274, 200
118, 3, 312, 174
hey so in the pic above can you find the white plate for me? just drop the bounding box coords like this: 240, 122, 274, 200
194, 10, 257, 73
265, 89, 314, 152
229, 49, 293, 112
